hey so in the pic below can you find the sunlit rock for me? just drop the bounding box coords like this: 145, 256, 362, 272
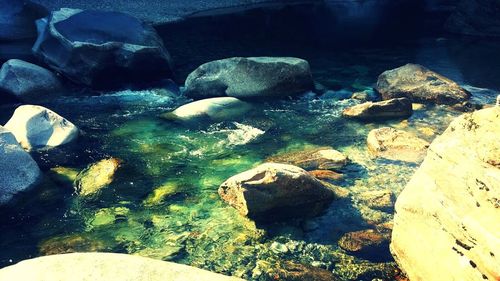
163, 97, 252, 121
184, 57, 313, 99
4, 105, 79, 151
218, 163, 336, 220
342, 97, 412, 120
367, 127, 430, 163
49, 166, 79, 186
266, 147, 348, 171
376, 64, 470, 105
0, 126, 41, 204
391, 107, 500, 281
308, 170, 343, 181
74, 158, 121, 196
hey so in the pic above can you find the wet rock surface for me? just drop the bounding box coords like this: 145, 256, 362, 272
266, 147, 348, 171
163, 97, 252, 121
343, 98, 412, 120
74, 158, 121, 197
367, 127, 430, 163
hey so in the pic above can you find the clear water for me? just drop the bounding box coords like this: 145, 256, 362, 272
0, 34, 498, 281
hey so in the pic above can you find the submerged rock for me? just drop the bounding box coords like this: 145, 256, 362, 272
49, 166, 79, 186
163, 97, 252, 121
218, 163, 336, 220
391, 107, 500, 281
367, 127, 430, 163
357, 190, 394, 211
4, 105, 79, 151
376, 64, 470, 105
0, 59, 62, 102
266, 147, 348, 171
184, 57, 313, 99
32, 8, 173, 88
0, 253, 243, 280
0, 126, 41, 204
342, 98, 412, 120
0, 0, 47, 41
308, 170, 343, 181
74, 158, 121, 196
339, 228, 391, 254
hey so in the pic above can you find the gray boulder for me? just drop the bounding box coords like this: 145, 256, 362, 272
0, 0, 47, 41
0, 126, 41, 205
184, 57, 314, 99
342, 97, 412, 120
162, 97, 252, 121
32, 8, 174, 88
0, 59, 62, 103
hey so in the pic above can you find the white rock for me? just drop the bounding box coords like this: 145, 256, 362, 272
166, 97, 251, 121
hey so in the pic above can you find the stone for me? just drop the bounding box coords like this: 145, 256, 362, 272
39, 234, 107, 255
391, 107, 500, 281
445, 0, 500, 37
367, 127, 430, 163
0, 253, 243, 280
338, 228, 391, 261
342, 98, 412, 120
49, 166, 79, 186
4, 105, 79, 151
184, 57, 313, 99
162, 97, 252, 121
275, 261, 337, 281
308, 170, 343, 181
376, 64, 470, 105
0, 0, 47, 41
218, 163, 336, 220
0, 59, 62, 102
74, 158, 121, 196
357, 190, 394, 211
143, 182, 178, 206
0, 126, 41, 204
32, 8, 173, 88
266, 147, 348, 171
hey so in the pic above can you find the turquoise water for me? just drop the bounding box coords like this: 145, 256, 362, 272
0, 35, 498, 280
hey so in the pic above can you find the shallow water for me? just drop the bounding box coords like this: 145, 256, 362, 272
0, 33, 498, 281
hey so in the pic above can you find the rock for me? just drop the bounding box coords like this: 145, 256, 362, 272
0, 126, 41, 204
338, 228, 391, 261
4, 105, 79, 151
143, 182, 178, 206
184, 57, 313, 99
367, 127, 430, 163
266, 147, 348, 171
445, 0, 500, 37
0, 252, 243, 280
162, 97, 252, 121
376, 64, 470, 105
351, 91, 369, 101
49, 166, 79, 186
218, 163, 336, 220
0, 59, 62, 103
39, 234, 107, 255
74, 158, 121, 196
357, 190, 394, 211
308, 170, 343, 181
32, 8, 173, 88
276, 261, 337, 281
391, 107, 500, 281
0, 0, 47, 41
342, 98, 412, 120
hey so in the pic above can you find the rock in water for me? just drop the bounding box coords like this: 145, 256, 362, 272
0, 253, 243, 280
32, 8, 173, 88
184, 57, 314, 99
367, 127, 430, 163
0, 59, 62, 102
4, 105, 79, 151
163, 97, 252, 121
218, 163, 336, 220
0, 126, 41, 204
74, 158, 121, 196
343, 97, 412, 120
391, 107, 500, 281
338, 227, 392, 261
266, 147, 348, 170
376, 64, 470, 105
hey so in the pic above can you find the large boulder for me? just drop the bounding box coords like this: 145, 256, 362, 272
32, 8, 173, 88
342, 97, 412, 120
0, 59, 62, 103
376, 64, 470, 105
0, 252, 243, 280
391, 107, 500, 281
162, 97, 252, 121
367, 127, 430, 163
0, 0, 47, 41
266, 147, 348, 171
4, 105, 79, 151
218, 163, 336, 220
0, 126, 41, 205
445, 0, 500, 37
184, 57, 314, 99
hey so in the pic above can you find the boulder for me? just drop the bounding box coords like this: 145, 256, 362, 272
184, 57, 314, 99
391, 107, 500, 281
0, 59, 62, 102
74, 158, 121, 196
367, 127, 430, 163
162, 97, 252, 121
218, 163, 336, 220
266, 147, 348, 171
4, 105, 79, 151
342, 97, 412, 120
338, 228, 391, 260
0, 126, 41, 204
0, 252, 243, 280
0, 0, 47, 41
32, 8, 173, 88
376, 64, 470, 105
445, 0, 500, 37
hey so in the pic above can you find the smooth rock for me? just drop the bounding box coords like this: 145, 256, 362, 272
342, 98, 412, 120
376, 64, 470, 105
0, 252, 243, 280
266, 147, 348, 171
391, 107, 500, 281
163, 97, 252, 121
0, 126, 41, 204
0, 59, 62, 102
32, 8, 173, 88
184, 57, 313, 99
74, 158, 121, 196
0, 0, 47, 41
218, 163, 336, 220
367, 127, 430, 163
4, 105, 79, 151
